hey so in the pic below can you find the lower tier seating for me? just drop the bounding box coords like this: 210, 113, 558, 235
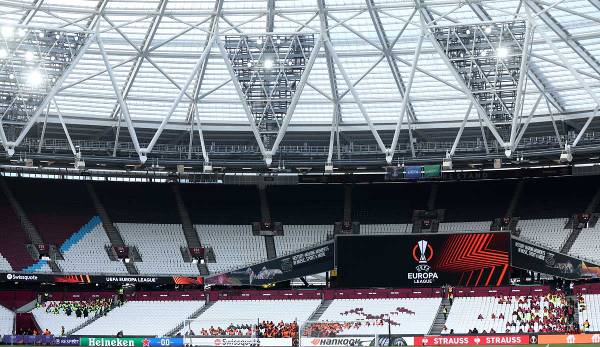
0, 304, 13, 335
76, 300, 204, 337
445, 293, 576, 334
188, 299, 321, 335
317, 298, 441, 335
32, 299, 113, 335
579, 294, 600, 332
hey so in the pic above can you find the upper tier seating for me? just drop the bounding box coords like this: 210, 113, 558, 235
360, 224, 411, 235
9, 178, 95, 247
183, 185, 261, 224
0, 304, 14, 335
446, 294, 574, 334
118, 223, 198, 275
515, 177, 597, 218
196, 225, 267, 273
0, 195, 34, 271
57, 220, 127, 274
274, 225, 331, 256
188, 299, 320, 334
517, 218, 570, 251
570, 225, 600, 263
76, 300, 204, 337
438, 221, 491, 233
0, 253, 11, 271
436, 181, 516, 222
318, 298, 441, 335
352, 184, 429, 224
267, 185, 344, 224
579, 294, 600, 332
95, 182, 180, 223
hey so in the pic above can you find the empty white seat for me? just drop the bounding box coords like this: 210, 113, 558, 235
579, 294, 600, 332
32, 302, 91, 335
189, 299, 321, 333
196, 225, 267, 274
438, 221, 491, 233
274, 225, 331, 256
360, 224, 412, 235
0, 304, 14, 335
517, 218, 570, 251
0, 253, 11, 272
76, 300, 204, 336
118, 223, 199, 275
318, 298, 441, 335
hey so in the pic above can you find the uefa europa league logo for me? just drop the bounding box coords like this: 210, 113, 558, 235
412, 240, 434, 272
417, 240, 429, 264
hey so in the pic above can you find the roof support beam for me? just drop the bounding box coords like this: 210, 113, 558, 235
317, 0, 342, 165
365, 0, 417, 124
590, 0, 600, 11
108, 0, 168, 120
527, 0, 600, 76
450, 102, 473, 157
8, 31, 96, 155
417, 2, 507, 149
324, 38, 387, 157
184, 0, 224, 124
20, 0, 45, 24
97, 31, 145, 163
388, 32, 424, 162
267, 0, 275, 32
468, 2, 566, 114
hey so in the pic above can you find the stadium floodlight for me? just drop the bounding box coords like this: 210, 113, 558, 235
16, 28, 26, 37
27, 69, 44, 87
325, 163, 334, 173
264, 58, 274, 69
24, 51, 35, 62
497, 46, 509, 59
504, 148, 512, 158
0, 49, 7, 59
1, 26, 13, 38
256, 38, 263, 45
484, 26, 492, 34
560, 145, 573, 163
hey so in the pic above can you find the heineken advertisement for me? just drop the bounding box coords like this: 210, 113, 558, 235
80, 337, 183, 347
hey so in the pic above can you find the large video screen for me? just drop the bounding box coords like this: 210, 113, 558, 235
336, 232, 510, 287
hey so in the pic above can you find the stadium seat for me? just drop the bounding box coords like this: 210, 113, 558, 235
318, 298, 441, 335
0, 304, 14, 335
517, 218, 570, 251
360, 224, 412, 235
579, 294, 600, 332
188, 299, 321, 334
57, 221, 128, 274
438, 221, 491, 233
117, 223, 199, 275
570, 226, 600, 263
274, 225, 331, 256
32, 302, 91, 335
196, 225, 267, 273
75, 300, 204, 336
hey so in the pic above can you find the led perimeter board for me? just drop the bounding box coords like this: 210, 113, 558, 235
336, 232, 510, 287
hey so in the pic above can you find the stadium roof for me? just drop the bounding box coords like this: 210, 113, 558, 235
0, 0, 600, 170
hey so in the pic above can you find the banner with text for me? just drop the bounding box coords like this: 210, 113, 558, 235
188, 337, 292, 347
206, 242, 334, 286
300, 336, 414, 346
413, 335, 532, 346
511, 238, 600, 279
0, 273, 203, 285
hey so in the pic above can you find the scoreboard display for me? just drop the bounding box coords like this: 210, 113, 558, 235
336, 232, 510, 287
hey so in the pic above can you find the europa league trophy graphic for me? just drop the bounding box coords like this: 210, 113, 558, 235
418, 240, 429, 264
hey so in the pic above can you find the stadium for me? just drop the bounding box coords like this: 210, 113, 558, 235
1, 0, 600, 347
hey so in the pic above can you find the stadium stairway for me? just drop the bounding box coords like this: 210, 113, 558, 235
429, 297, 451, 335
307, 299, 333, 322
86, 182, 138, 275
258, 186, 277, 259
171, 185, 209, 275
265, 236, 277, 259
166, 301, 214, 337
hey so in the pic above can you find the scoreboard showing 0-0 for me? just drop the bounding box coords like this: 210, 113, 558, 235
335, 232, 510, 288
